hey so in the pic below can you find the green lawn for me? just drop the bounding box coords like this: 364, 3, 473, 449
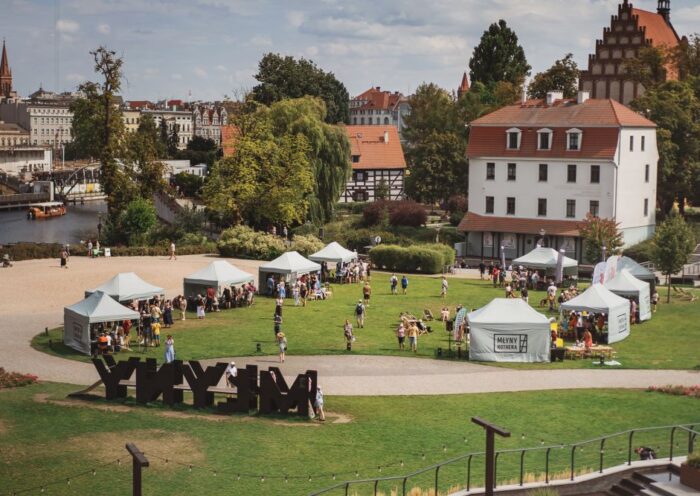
33, 273, 700, 369
1, 382, 698, 496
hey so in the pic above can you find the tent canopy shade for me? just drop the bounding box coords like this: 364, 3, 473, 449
617, 256, 655, 282
467, 298, 550, 326
258, 251, 321, 275
512, 247, 578, 270
605, 269, 652, 322
560, 283, 631, 343
309, 242, 357, 264
184, 261, 254, 287
86, 272, 164, 302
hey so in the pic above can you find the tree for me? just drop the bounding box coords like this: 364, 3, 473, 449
123, 114, 166, 202
528, 53, 580, 99
624, 46, 669, 90
167, 123, 180, 157
374, 179, 389, 201
159, 118, 169, 154
469, 19, 531, 87
116, 198, 158, 246
631, 80, 700, 216
251, 53, 349, 124
651, 213, 695, 302
676, 34, 700, 80
578, 213, 624, 263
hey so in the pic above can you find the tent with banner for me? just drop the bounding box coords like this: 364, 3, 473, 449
467, 299, 551, 363
183, 260, 254, 299
309, 242, 357, 264
64, 291, 139, 355
560, 284, 631, 344
258, 251, 321, 293
86, 272, 164, 303
605, 269, 652, 322
512, 247, 578, 273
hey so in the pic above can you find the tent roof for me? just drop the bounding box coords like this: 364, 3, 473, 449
617, 256, 655, 280
560, 283, 629, 314
184, 260, 253, 286
512, 247, 578, 269
259, 251, 321, 275
467, 298, 550, 325
605, 269, 650, 293
87, 272, 164, 301
65, 291, 140, 322
309, 242, 357, 263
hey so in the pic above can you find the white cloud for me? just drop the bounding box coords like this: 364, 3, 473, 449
216, 64, 227, 72
171, 73, 183, 80
287, 11, 304, 28
194, 67, 208, 79
65, 73, 85, 83
97, 23, 111, 34
250, 36, 272, 47
56, 19, 80, 33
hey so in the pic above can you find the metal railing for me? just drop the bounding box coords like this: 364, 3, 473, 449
309, 423, 698, 496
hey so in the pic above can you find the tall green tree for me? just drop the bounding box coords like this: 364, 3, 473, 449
528, 53, 580, 99
116, 197, 158, 246
251, 53, 349, 124
624, 46, 669, 90
469, 19, 531, 88
124, 114, 166, 201
578, 213, 623, 263
651, 213, 695, 303
167, 123, 180, 157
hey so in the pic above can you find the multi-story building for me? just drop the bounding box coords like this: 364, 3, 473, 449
122, 109, 141, 134
579, 0, 681, 105
0, 121, 29, 148
458, 91, 658, 262
341, 125, 406, 203
192, 105, 228, 145
0, 95, 74, 148
349, 87, 410, 141
142, 109, 193, 149
0, 146, 52, 175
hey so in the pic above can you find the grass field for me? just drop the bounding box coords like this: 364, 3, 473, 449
1, 382, 698, 496
33, 273, 700, 370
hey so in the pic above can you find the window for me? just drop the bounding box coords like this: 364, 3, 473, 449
486, 162, 495, 180
566, 199, 576, 218
567, 129, 582, 151
485, 196, 494, 214
537, 129, 552, 150
507, 163, 516, 181
644, 198, 649, 216
506, 197, 515, 215
351, 155, 360, 163
538, 198, 547, 217
539, 164, 548, 182
641, 135, 645, 151
589, 200, 599, 216
645, 164, 650, 183
352, 190, 369, 202
629, 135, 634, 151
506, 128, 521, 150
567, 164, 577, 183
353, 171, 366, 182
590, 165, 600, 183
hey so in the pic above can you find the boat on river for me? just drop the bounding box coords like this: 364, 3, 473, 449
27, 202, 67, 219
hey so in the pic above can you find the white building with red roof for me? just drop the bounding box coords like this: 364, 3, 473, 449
341, 125, 406, 203
458, 91, 658, 262
349, 87, 410, 141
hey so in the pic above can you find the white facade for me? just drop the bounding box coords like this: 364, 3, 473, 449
0, 102, 73, 147
142, 110, 193, 149
0, 147, 52, 175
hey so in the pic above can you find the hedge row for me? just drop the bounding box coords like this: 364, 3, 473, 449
217, 225, 324, 259
369, 243, 455, 274
0, 242, 216, 261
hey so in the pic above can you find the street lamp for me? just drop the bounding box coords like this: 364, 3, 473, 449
538, 228, 546, 247
601, 245, 607, 262
97, 213, 103, 243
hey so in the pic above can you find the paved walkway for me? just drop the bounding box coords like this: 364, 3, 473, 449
0, 255, 697, 395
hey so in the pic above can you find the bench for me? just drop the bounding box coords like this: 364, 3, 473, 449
173, 384, 192, 391
118, 380, 136, 387
207, 386, 237, 395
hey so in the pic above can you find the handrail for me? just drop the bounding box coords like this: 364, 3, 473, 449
308, 422, 700, 496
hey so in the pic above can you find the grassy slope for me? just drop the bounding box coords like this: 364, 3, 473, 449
33, 273, 700, 369
0, 382, 698, 496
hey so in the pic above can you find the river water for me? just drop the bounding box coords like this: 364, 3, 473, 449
0, 201, 108, 245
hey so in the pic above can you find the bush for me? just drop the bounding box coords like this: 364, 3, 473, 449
335, 202, 368, 214
217, 225, 286, 260
446, 194, 468, 214
388, 200, 427, 227
646, 385, 700, 399
362, 201, 389, 227
369, 243, 454, 274
290, 234, 325, 257
179, 233, 210, 246
344, 229, 400, 252
0, 368, 38, 389
449, 211, 465, 227
623, 239, 654, 263
688, 451, 700, 469
291, 223, 319, 237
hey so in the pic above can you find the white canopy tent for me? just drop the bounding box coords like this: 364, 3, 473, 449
467, 299, 551, 363
605, 269, 651, 322
309, 242, 357, 264
86, 272, 164, 302
617, 256, 656, 289
258, 251, 321, 292
64, 291, 140, 355
183, 260, 254, 298
513, 247, 578, 272
560, 284, 631, 344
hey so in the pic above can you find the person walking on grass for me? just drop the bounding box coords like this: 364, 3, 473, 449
164, 335, 175, 363
179, 296, 187, 321
355, 300, 366, 328
277, 332, 287, 363
363, 281, 372, 306
441, 276, 448, 299
407, 321, 419, 352
314, 386, 326, 421
390, 274, 398, 295
401, 275, 408, 295
344, 319, 354, 351
396, 321, 406, 350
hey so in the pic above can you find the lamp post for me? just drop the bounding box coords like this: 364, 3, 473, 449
601, 245, 607, 262
97, 213, 103, 243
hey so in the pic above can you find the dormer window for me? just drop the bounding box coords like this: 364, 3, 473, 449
566, 128, 582, 151
537, 128, 552, 150
506, 128, 521, 150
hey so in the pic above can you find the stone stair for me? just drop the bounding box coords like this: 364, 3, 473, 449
606, 465, 695, 496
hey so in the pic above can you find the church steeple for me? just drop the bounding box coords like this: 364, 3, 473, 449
457, 72, 470, 99
0, 39, 13, 98
657, 0, 671, 23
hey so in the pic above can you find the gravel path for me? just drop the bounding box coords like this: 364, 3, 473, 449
0, 255, 697, 395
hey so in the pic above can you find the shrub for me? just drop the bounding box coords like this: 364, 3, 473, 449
344, 229, 400, 252
646, 385, 700, 399
179, 233, 210, 246
449, 211, 465, 227
446, 194, 468, 214
291, 223, 319, 237
688, 451, 700, 469
336, 201, 368, 214
369, 243, 454, 274
0, 368, 38, 389
291, 234, 325, 257
388, 200, 427, 227
623, 239, 655, 263
217, 225, 286, 260
362, 200, 389, 227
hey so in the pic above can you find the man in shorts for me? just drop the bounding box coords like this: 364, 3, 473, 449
363, 281, 372, 306
355, 300, 366, 328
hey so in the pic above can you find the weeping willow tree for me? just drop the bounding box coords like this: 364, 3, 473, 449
268, 97, 351, 223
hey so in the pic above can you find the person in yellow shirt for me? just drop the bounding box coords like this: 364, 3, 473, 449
152, 321, 161, 347
407, 323, 419, 352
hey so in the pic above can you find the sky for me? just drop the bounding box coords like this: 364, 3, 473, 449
1, 0, 699, 102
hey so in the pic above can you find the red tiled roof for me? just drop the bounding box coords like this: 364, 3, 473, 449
457, 212, 581, 236
127, 100, 153, 110
352, 87, 404, 111
344, 125, 406, 170
632, 8, 679, 48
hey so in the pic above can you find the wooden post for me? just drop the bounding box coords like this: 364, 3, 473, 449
126, 443, 149, 496
472, 417, 511, 496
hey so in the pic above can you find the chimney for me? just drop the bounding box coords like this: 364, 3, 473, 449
546, 91, 564, 106
521, 87, 527, 104
657, 0, 670, 23
383, 130, 389, 144
375, 86, 381, 91
577, 91, 590, 104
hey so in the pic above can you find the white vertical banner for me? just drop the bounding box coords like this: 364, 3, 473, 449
555, 248, 565, 283
604, 255, 619, 283
592, 261, 607, 284
500, 245, 506, 269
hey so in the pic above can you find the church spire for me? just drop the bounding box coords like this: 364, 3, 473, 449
0, 39, 13, 98
458, 72, 470, 99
